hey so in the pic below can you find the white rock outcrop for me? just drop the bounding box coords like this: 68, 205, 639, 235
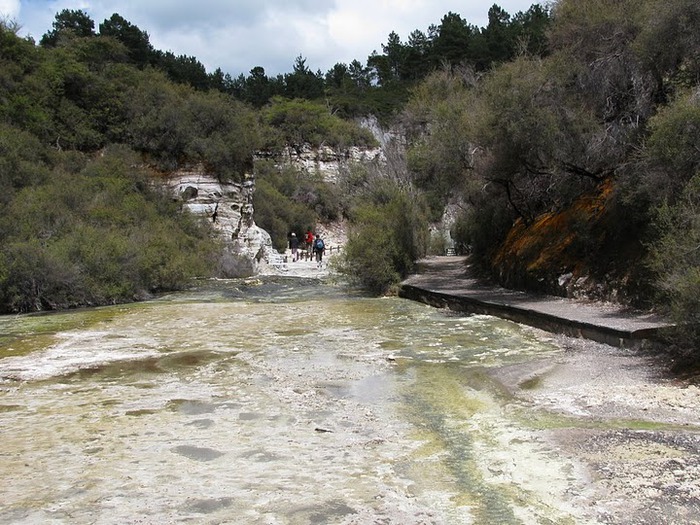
268, 144, 381, 183
164, 166, 280, 277
164, 124, 388, 277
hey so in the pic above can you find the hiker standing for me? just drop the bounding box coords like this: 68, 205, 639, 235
314, 235, 325, 264
305, 230, 314, 259
289, 233, 299, 262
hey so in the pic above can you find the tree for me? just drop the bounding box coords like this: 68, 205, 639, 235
208, 67, 227, 92
404, 30, 432, 80
367, 50, 391, 86
40, 9, 95, 47
233, 66, 284, 107
252, 162, 336, 251
404, 68, 478, 218
430, 12, 477, 69
382, 31, 407, 82
476, 5, 515, 69
0, 21, 45, 130
325, 62, 349, 89
348, 59, 372, 88
337, 181, 428, 294
284, 55, 324, 99
152, 50, 210, 90
25, 44, 109, 150
511, 4, 552, 58
325, 61, 376, 118
548, 0, 653, 123
99, 13, 153, 67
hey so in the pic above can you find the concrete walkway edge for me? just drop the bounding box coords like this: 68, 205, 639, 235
399, 256, 673, 348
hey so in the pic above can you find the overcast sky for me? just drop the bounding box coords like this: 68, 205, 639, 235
2, 0, 545, 76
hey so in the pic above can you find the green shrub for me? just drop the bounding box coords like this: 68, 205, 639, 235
126, 70, 262, 179
0, 123, 51, 206
261, 97, 377, 150
337, 182, 428, 294
644, 91, 700, 202
0, 147, 218, 312
648, 173, 700, 355
427, 232, 450, 256
0, 240, 83, 311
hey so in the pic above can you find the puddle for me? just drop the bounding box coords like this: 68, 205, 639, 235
173, 445, 226, 462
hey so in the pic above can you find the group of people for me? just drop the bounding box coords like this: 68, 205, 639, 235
288, 229, 325, 263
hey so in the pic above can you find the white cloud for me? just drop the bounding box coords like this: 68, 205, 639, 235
0, 0, 20, 18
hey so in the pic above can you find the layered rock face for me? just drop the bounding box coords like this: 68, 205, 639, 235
271, 144, 381, 183
165, 167, 279, 277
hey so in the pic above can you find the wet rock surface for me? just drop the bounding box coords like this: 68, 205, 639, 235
492, 334, 700, 524
401, 257, 700, 523
1, 277, 699, 524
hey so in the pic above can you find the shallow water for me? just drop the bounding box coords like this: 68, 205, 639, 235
0, 277, 590, 524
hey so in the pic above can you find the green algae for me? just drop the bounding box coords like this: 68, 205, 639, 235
518, 375, 544, 390
125, 409, 158, 416
513, 406, 700, 433
0, 333, 57, 359
401, 364, 519, 524
0, 304, 143, 358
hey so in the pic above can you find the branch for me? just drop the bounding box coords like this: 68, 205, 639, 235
490, 177, 533, 225
560, 162, 612, 182
522, 159, 552, 177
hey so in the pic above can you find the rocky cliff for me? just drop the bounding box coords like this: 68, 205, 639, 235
165, 166, 280, 277
164, 118, 391, 277
268, 143, 382, 183
491, 179, 649, 305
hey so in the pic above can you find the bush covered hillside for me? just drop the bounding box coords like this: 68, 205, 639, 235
0, 10, 381, 312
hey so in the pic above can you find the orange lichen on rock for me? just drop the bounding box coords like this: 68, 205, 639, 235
492, 179, 615, 291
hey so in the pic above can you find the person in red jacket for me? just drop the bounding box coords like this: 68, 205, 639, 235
305, 229, 314, 259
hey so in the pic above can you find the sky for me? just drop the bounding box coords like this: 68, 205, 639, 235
1, 0, 543, 76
